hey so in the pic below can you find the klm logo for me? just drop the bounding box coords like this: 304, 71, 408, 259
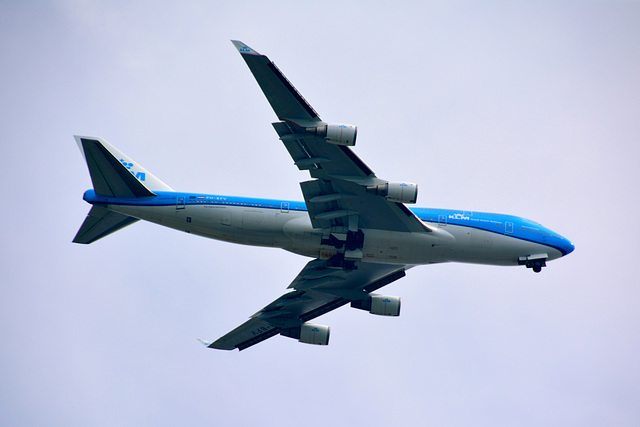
120, 159, 146, 181
449, 213, 470, 220
239, 46, 251, 53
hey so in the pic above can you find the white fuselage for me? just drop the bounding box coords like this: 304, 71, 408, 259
107, 198, 565, 267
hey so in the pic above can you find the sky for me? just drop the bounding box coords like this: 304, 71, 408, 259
1, 1, 639, 425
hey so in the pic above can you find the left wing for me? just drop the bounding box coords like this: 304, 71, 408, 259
203, 260, 406, 351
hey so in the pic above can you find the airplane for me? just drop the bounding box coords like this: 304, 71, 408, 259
73, 40, 575, 351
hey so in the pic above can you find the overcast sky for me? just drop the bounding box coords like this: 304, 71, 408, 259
2, 1, 639, 426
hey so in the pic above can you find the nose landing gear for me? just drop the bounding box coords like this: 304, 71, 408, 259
528, 259, 546, 273
519, 254, 548, 273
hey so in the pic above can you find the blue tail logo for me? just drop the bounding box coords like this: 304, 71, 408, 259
120, 159, 146, 181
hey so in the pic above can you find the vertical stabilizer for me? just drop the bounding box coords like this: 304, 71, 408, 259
74, 136, 173, 197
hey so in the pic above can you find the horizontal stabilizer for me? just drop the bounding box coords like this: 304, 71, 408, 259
73, 205, 139, 244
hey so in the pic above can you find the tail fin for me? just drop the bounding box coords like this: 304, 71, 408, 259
74, 136, 173, 197
73, 136, 173, 244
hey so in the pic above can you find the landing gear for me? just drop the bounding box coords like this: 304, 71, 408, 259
322, 234, 344, 249
519, 255, 547, 273
346, 230, 364, 251
528, 259, 546, 273
322, 230, 365, 268
323, 231, 365, 251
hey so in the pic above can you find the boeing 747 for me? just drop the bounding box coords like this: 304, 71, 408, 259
73, 41, 574, 350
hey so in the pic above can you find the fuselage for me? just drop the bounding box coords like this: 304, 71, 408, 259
82, 190, 575, 267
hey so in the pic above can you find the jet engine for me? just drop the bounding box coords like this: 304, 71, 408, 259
351, 294, 401, 317
367, 182, 418, 204
306, 123, 358, 146
298, 323, 330, 345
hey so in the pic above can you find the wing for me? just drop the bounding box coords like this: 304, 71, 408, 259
203, 259, 406, 351
232, 41, 432, 243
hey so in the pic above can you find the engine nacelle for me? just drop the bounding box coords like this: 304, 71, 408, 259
351, 294, 401, 317
299, 323, 330, 346
367, 182, 418, 204
370, 294, 401, 316
306, 123, 358, 146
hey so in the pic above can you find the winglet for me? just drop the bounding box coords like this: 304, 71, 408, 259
197, 338, 213, 347
231, 40, 261, 56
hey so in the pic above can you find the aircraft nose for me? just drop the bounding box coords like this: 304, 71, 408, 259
561, 238, 575, 256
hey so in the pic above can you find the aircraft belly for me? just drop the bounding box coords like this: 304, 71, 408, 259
109, 204, 185, 230
360, 229, 453, 265
282, 215, 324, 258
107, 204, 295, 248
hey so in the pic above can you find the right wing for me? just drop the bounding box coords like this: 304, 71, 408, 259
202, 259, 406, 351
